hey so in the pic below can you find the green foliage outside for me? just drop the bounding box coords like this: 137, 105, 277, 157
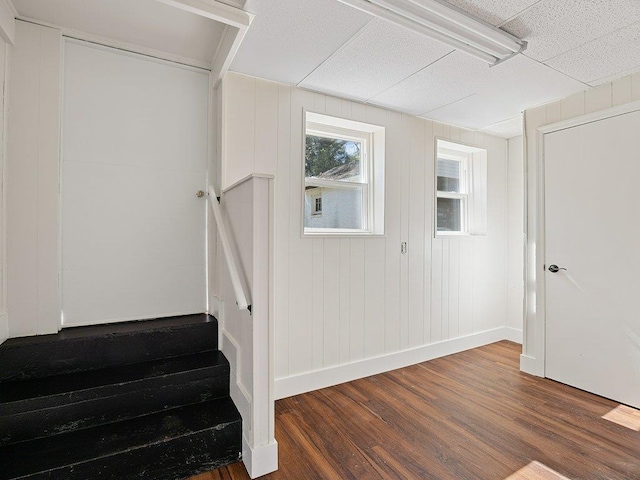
305, 135, 360, 177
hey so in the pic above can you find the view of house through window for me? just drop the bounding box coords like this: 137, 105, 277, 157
436, 139, 488, 236
304, 112, 385, 235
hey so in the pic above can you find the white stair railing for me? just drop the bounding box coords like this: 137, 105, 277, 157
207, 185, 251, 313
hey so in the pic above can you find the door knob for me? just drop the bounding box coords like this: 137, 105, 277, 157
195, 190, 205, 198
548, 264, 566, 273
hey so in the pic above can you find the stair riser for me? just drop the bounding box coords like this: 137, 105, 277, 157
1, 371, 230, 445
0, 321, 218, 381
5, 420, 242, 480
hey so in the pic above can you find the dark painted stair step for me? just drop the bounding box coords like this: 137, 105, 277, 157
0, 397, 242, 480
0, 314, 217, 381
0, 351, 231, 445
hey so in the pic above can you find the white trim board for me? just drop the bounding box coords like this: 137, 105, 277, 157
242, 437, 278, 479
275, 327, 523, 400
537, 100, 640, 134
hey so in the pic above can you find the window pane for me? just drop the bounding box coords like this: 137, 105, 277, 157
304, 186, 363, 230
437, 158, 462, 193
306, 135, 361, 182
437, 197, 462, 232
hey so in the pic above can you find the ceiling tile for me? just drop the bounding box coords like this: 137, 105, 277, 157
478, 115, 523, 138
443, 0, 539, 26
232, 0, 372, 85
368, 51, 490, 115
545, 22, 640, 86
298, 18, 452, 103
13, 0, 226, 65
420, 54, 586, 129
504, 0, 640, 62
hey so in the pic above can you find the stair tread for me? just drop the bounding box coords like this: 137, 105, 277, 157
0, 314, 214, 349
0, 397, 241, 479
0, 350, 228, 406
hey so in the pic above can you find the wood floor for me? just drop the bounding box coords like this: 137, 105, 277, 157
190, 341, 640, 480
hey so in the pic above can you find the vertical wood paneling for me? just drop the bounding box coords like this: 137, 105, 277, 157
349, 238, 365, 362
339, 238, 351, 363
612, 75, 633, 106
632, 72, 640, 101
323, 239, 340, 367
546, 101, 562, 124
222, 73, 513, 385
385, 111, 402, 353
274, 85, 291, 378
254, 80, 278, 175
448, 238, 460, 339
286, 88, 314, 375
430, 122, 444, 343
0, 41, 5, 321
224, 73, 255, 188
37, 27, 62, 331
422, 120, 434, 346
399, 114, 411, 350
407, 116, 425, 347
312, 239, 324, 370
560, 92, 585, 120
364, 238, 385, 358
458, 236, 473, 337
585, 83, 612, 113
7, 22, 62, 337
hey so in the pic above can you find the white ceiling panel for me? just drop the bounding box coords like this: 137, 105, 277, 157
443, 0, 539, 26
231, 0, 372, 85
421, 54, 586, 129
545, 23, 640, 86
478, 115, 523, 138
368, 51, 493, 115
504, 0, 640, 62
299, 18, 452, 103
13, 0, 226, 65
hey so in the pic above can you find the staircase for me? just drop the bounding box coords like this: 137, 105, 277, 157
0, 314, 242, 480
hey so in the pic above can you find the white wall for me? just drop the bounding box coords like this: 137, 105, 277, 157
507, 135, 524, 335
0, 38, 8, 342
221, 72, 521, 398
522, 72, 640, 375
6, 21, 61, 337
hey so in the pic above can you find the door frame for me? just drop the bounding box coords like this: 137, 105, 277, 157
524, 99, 640, 377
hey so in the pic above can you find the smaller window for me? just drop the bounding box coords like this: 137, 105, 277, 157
314, 196, 322, 215
435, 139, 487, 237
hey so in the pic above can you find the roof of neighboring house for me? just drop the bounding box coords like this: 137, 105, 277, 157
316, 162, 360, 181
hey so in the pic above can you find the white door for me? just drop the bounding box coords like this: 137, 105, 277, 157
545, 109, 640, 409
62, 40, 209, 327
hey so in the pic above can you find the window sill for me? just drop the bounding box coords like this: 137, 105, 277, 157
436, 231, 470, 237
303, 228, 385, 238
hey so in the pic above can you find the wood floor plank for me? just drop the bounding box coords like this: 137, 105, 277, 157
191, 341, 640, 480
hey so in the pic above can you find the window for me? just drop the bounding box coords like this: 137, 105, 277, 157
435, 139, 487, 236
304, 112, 385, 235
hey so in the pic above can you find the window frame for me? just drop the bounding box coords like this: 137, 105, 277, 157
434, 138, 488, 238
303, 111, 384, 237
436, 152, 469, 235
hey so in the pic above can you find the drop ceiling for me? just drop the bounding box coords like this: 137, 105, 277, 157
233, 0, 640, 137
10, 0, 640, 138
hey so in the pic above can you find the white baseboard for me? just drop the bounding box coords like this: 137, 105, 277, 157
275, 327, 518, 400
242, 437, 278, 479
503, 327, 523, 344
0, 312, 7, 343
520, 354, 544, 377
